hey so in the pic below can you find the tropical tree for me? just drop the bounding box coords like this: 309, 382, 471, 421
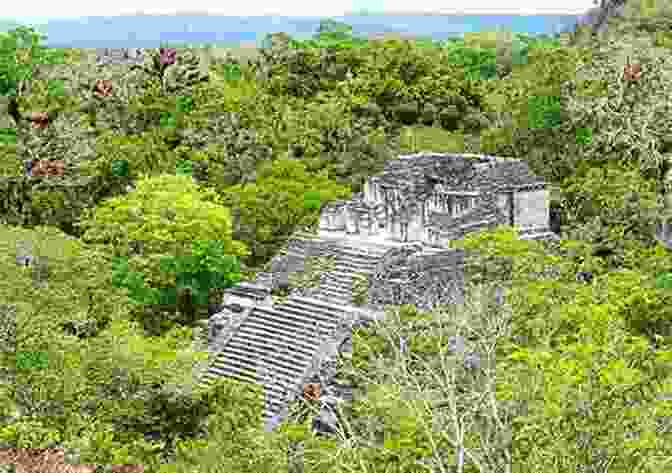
74, 173, 248, 331
219, 157, 351, 267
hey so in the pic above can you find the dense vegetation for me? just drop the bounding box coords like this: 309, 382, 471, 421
1, 3, 672, 471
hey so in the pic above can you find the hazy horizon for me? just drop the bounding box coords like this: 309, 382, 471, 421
0, 12, 585, 49
1, 0, 596, 23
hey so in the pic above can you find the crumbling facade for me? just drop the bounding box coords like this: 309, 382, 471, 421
367, 246, 466, 310
196, 152, 558, 435
318, 153, 555, 247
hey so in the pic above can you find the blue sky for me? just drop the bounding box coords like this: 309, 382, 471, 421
6, 1, 597, 23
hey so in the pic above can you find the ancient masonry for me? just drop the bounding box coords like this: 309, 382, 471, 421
192, 152, 559, 434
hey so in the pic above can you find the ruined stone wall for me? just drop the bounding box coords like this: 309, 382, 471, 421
266, 237, 339, 290
514, 188, 550, 233
368, 250, 466, 310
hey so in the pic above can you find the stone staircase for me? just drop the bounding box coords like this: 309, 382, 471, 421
196, 233, 445, 430
310, 239, 389, 304
292, 231, 451, 304
198, 294, 352, 428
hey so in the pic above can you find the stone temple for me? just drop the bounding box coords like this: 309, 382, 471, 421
189, 152, 558, 437
319, 152, 555, 244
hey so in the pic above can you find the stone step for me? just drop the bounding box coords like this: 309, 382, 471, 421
215, 344, 313, 385
310, 293, 359, 307
318, 289, 353, 301
337, 239, 410, 253
252, 303, 337, 332
228, 326, 316, 362
332, 264, 367, 274
320, 277, 354, 288
320, 287, 351, 297
225, 339, 314, 370
238, 313, 335, 350
289, 294, 361, 314
203, 361, 302, 402
205, 338, 314, 386
287, 251, 381, 271
322, 277, 354, 288
293, 233, 393, 256
207, 355, 302, 391
201, 366, 299, 422
201, 362, 256, 385
314, 290, 352, 304
318, 277, 353, 287
317, 285, 351, 296
203, 367, 311, 423
280, 298, 346, 321
330, 261, 376, 275
200, 297, 346, 423
330, 272, 368, 283
336, 246, 386, 257
271, 298, 343, 324
335, 246, 387, 259
333, 261, 376, 273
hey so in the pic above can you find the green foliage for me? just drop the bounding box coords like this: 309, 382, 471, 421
83, 131, 176, 180
111, 158, 130, 177
219, 63, 241, 81
527, 94, 562, 130
30, 190, 67, 212
560, 163, 664, 258
110, 255, 161, 306
656, 271, 672, 289
158, 94, 196, 131
333, 227, 672, 473
45, 78, 66, 98
220, 157, 350, 265
0, 126, 16, 145
479, 40, 595, 182
15, 350, 48, 370
0, 26, 64, 96
0, 417, 63, 449
174, 158, 193, 177
83, 179, 245, 326
175, 94, 195, 113
443, 42, 499, 81
271, 254, 335, 303
158, 239, 242, 305
574, 126, 593, 146
168, 377, 289, 472
352, 272, 369, 306
4, 16, 672, 471
76, 173, 248, 260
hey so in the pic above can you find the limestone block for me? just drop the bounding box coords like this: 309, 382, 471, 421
514, 189, 549, 231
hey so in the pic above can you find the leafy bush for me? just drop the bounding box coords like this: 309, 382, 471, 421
219, 157, 351, 266
0, 26, 65, 96
656, 271, 672, 289
0, 418, 62, 449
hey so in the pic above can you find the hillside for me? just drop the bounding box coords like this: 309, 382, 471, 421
1, 5, 672, 472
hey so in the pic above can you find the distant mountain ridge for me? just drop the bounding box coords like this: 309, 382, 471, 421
0, 14, 583, 49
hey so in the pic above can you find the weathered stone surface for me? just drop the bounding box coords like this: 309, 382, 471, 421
320, 153, 555, 246
199, 152, 557, 437
368, 248, 465, 310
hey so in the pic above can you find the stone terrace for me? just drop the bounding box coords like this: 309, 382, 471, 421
195, 234, 391, 426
